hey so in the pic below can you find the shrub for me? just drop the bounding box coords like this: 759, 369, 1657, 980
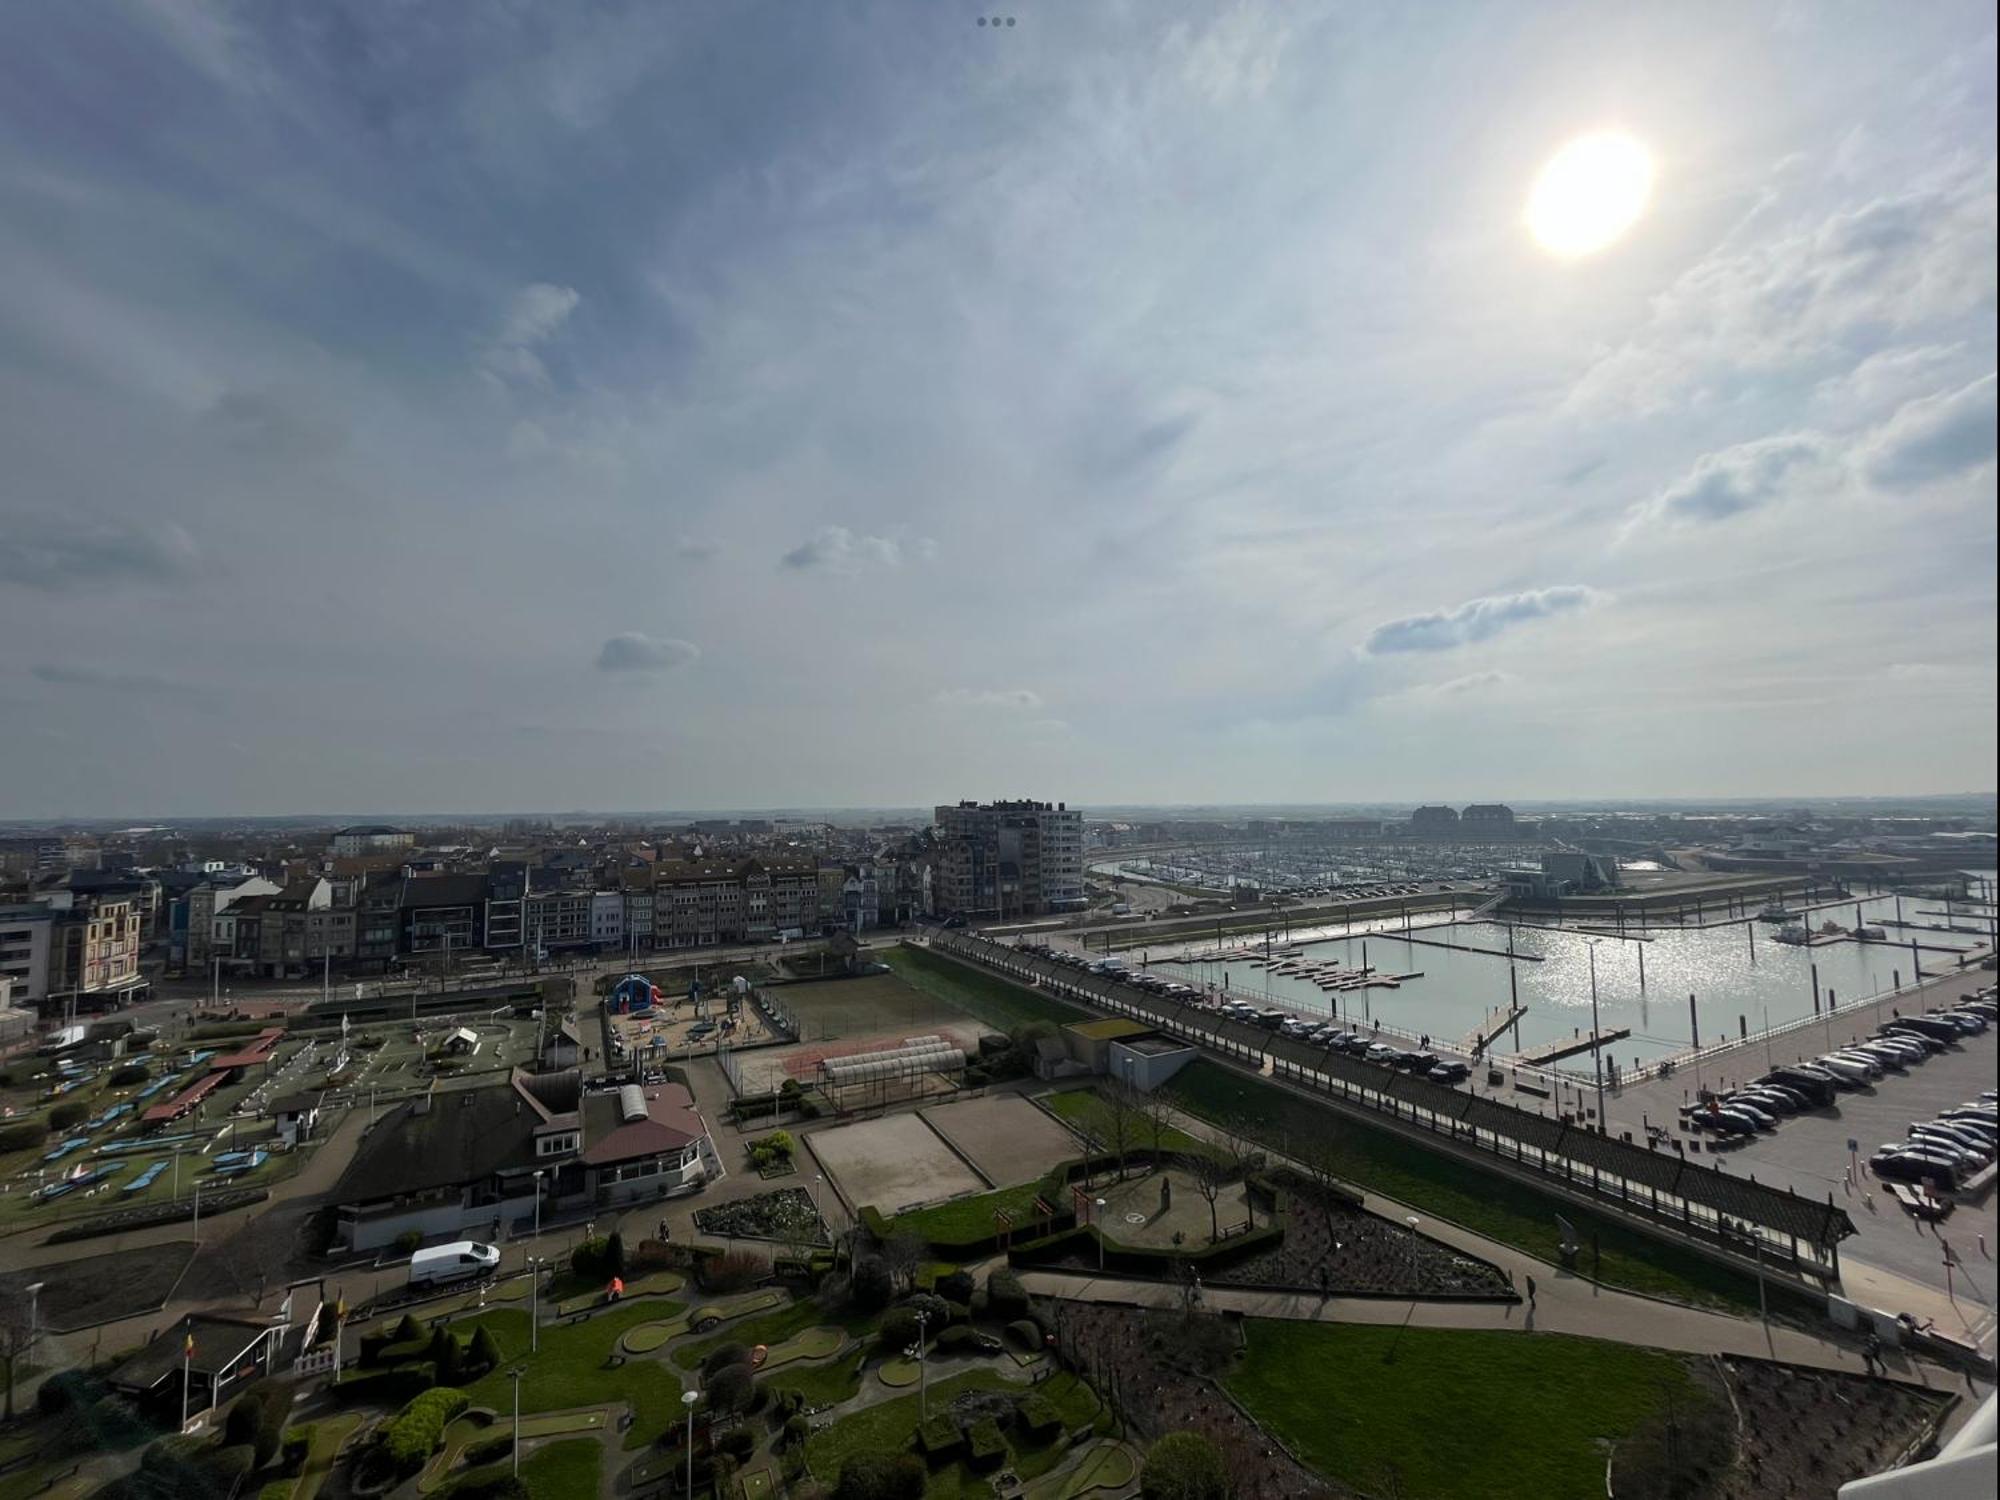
332, 1363, 436, 1408
84, 1394, 152, 1452
394, 1313, 426, 1345
469, 1326, 503, 1375
701, 1342, 752, 1378
1141, 1432, 1229, 1500
1018, 1392, 1062, 1439
934, 1325, 981, 1354
37, 1368, 100, 1416
702, 1250, 768, 1293
200, 1445, 259, 1485
916, 1413, 963, 1458
571, 1235, 611, 1279
849, 1255, 894, 1311
0, 1121, 44, 1152
965, 1417, 1007, 1471
108, 1063, 150, 1087
703, 1363, 755, 1418
224, 1379, 293, 1468
627, 1237, 677, 1276
986, 1268, 1029, 1319
281, 1430, 311, 1474
394, 1229, 423, 1256
781, 1414, 811, 1450
1005, 1319, 1042, 1352
878, 1307, 922, 1354
605, 1230, 627, 1278
428, 1326, 464, 1383
464, 1435, 514, 1468
833, 1453, 927, 1500
382, 1388, 470, 1473
901, 1292, 950, 1328
936, 1270, 976, 1304
716, 1427, 756, 1461
49, 1101, 90, 1132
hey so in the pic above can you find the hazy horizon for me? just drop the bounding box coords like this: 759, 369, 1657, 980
3, 3, 1994, 816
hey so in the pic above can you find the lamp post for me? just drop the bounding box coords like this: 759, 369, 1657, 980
914, 1310, 930, 1420
529, 1257, 541, 1355
681, 1388, 700, 1495
1094, 1199, 1107, 1272
532, 1168, 545, 1242
509, 1367, 525, 1474
810, 1172, 827, 1244
1585, 938, 1606, 1132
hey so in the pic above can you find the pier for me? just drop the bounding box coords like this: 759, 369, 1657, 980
1517, 1027, 1632, 1067
1464, 1004, 1528, 1056
1373, 931, 1544, 961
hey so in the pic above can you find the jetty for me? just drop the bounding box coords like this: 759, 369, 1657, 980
1518, 1027, 1632, 1067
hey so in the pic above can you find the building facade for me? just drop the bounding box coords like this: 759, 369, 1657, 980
933, 800, 1085, 918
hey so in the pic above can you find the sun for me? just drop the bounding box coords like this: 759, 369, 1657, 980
1526, 132, 1654, 258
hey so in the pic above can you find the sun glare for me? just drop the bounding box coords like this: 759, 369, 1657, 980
1526, 132, 1654, 258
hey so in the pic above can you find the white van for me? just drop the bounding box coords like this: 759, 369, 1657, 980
408, 1240, 500, 1288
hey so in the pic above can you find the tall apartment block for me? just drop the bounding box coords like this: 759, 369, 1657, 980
933, 800, 1085, 919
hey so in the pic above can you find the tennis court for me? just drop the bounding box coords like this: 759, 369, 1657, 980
806, 1112, 986, 1215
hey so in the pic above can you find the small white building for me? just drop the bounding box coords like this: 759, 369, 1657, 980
591, 890, 624, 948
270, 1090, 324, 1147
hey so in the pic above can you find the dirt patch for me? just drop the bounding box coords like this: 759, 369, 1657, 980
1696, 1356, 1952, 1498
807, 1113, 984, 1214
1208, 1180, 1512, 1297
922, 1095, 1079, 1188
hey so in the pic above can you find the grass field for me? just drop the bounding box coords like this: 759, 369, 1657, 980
773, 970, 974, 1042
1225, 1321, 1703, 1500
763, 1348, 865, 1407
884, 1180, 1050, 1245
881, 946, 1090, 1031
1042, 1087, 1213, 1157
452, 1300, 687, 1449
1164, 1059, 1771, 1312
451, 1435, 601, 1500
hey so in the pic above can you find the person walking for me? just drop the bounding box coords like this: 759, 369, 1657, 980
1525, 1274, 1537, 1307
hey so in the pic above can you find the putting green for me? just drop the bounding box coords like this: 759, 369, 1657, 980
738, 1468, 775, 1500
759, 1326, 844, 1369
620, 1319, 688, 1354
877, 1357, 920, 1388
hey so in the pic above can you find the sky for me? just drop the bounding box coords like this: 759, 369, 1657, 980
1, 1, 1994, 817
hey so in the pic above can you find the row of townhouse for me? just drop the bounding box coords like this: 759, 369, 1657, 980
0, 886, 146, 1015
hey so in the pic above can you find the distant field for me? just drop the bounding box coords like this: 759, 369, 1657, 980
774, 970, 975, 1041
881, 946, 1090, 1031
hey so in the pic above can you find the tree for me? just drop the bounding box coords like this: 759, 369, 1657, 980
703, 1362, 754, 1418
878, 1307, 922, 1354
605, 1230, 627, 1278
881, 1232, 923, 1295
427, 1325, 463, 1383
1139, 1087, 1177, 1160
849, 1255, 894, 1311
1102, 1081, 1143, 1179
1190, 1147, 1233, 1245
470, 1326, 502, 1375
1141, 1432, 1230, 1500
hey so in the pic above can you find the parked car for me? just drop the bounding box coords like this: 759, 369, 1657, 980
1870, 1150, 1960, 1192
1429, 1061, 1471, 1084
1883, 1017, 1961, 1045
1909, 1123, 1993, 1161
1758, 1069, 1836, 1107
1729, 1089, 1798, 1116
1365, 1042, 1400, 1064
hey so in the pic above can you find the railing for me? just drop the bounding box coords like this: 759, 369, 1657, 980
937, 934, 1848, 1279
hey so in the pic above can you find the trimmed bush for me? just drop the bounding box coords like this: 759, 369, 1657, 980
701, 1342, 752, 1378
108, 1063, 150, 1087
1005, 1319, 1042, 1352
470, 1325, 503, 1375
936, 1270, 976, 1304
966, 1417, 1007, 1471
934, 1325, 982, 1354
781, 1414, 811, 1450
394, 1313, 426, 1345
429, 1326, 465, 1383
850, 1255, 894, 1311
382, 1388, 470, 1473
48, 1101, 90, 1131
1141, 1431, 1229, 1500
916, 1413, 963, 1459
701, 1250, 768, 1293
0, 1121, 44, 1151
37, 1368, 100, 1416
703, 1362, 755, 1418
464, 1435, 514, 1468
571, 1234, 612, 1279
1018, 1392, 1062, 1440
717, 1427, 756, 1461
986, 1268, 1029, 1319
878, 1307, 922, 1354
605, 1230, 627, 1278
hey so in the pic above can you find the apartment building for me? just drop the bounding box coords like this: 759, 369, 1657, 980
526, 884, 593, 952
5, 889, 145, 1013
933, 800, 1085, 918
182, 875, 282, 970
651, 858, 821, 946
331, 825, 415, 858
0, 904, 54, 1005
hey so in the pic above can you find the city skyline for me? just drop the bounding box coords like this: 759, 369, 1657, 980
2, 2, 1994, 816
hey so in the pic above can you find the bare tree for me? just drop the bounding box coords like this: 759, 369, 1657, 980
1101, 1081, 1142, 1181
882, 1231, 923, 1295
1138, 1087, 1177, 1163
1190, 1146, 1232, 1245
208, 1210, 302, 1311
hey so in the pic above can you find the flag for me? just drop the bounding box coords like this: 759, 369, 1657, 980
184, 1331, 196, 1361
1554, 1214, 1579, 1251
340, 1013, 350, 1039
277, 1291, 294, 1323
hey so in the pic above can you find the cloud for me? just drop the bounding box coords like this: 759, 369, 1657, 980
594, 633, 700, 672
779, 526, 928, 573
675, 536, 720, 562
1165, 3, 1289, 104
1363, 587, 1604, 655
1640, 432, 1835, 526
0, 513, 200, 590
932, 688, 1044, 710
1857, 374, 1997, 486
32, 664, 185, 693
480, 283, 580, 386
1423, 671, 1515, 696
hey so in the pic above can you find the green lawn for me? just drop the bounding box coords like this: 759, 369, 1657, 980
520, 1436, 601, 1498
1165, 1059, 1771, 1312
764, 1349, 866, 1407
1043, 1087, 1213, 1157
451, 1300, 686, 1449
885, 1180, 1050, 1245
1225, 1321, 1705, 1500
882, 946, 1089, 1031
805, 1367, 1100, 1499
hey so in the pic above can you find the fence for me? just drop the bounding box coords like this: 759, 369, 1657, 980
932, 934, 1855, 1281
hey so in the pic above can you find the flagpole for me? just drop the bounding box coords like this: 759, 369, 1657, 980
181, 1326, 192, 1433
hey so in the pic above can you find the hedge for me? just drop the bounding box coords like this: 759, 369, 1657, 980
966, 1418, 1007, 1470
916, 1413, 963, 1459
383, 1388, 470, 1472
333, 1363, 438, 1409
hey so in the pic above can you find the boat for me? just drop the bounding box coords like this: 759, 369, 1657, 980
1772, 924, 1810, 946
1758, 903, 1798, 923
1855, 925, 1887, 940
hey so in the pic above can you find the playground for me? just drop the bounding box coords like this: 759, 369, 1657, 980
807, 1112, 986, 1216
600, 971, 783, 1066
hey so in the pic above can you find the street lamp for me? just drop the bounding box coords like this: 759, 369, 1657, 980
532, 1168, 545, 1243
509, 1367, 526, 1474
913, 1310, 930, 1420
810, 1173, 827, 1244
1094, 1199, 1107, 1272
25, 1282, 43, 1368
529, 1256, 542, 1354
1585, 938, 1606, 1133
681, 1387, 700, 1495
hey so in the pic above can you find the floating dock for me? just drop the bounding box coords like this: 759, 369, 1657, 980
1518, 1027, 1632, 1067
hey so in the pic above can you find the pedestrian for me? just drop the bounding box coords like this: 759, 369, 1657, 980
1863, 1331, 1881, 1374
1525, 1274, 1537, 1306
